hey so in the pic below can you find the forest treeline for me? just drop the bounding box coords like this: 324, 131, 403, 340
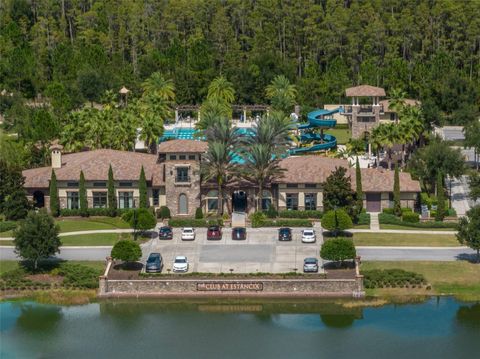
0, 0, 479, 125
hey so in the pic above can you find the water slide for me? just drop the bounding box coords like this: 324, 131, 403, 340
290, 107, 343, 154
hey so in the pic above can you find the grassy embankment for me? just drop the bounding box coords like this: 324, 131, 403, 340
0, 260, 105, 305
361, 261, 480, 301
327, 128, 351, 145
353, 232, 459, 247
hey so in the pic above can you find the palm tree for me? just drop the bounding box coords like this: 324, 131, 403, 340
142, 72, 175, 101
372, 123, 399, 170
197, 98, 232, 129
201, 141, 237, 216
241, 143, 285, 211
247, 111, 292, 155
207, 76, 235, 104
388, 88, 407, 122
139, 112, 164, 153
265, 75, 297, 114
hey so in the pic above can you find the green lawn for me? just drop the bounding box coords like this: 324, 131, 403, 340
0, 260, 106, 275
0, 230, 13, 238
0, 240, 14, 246
380, 224, 456, 231
0, 217, 131, 238
327, 128, 351, 145
60, 233, 136, 246
55, 217, 131, 232
353, 232, 459, 246
361, 261, 480, 300
353, 224, 370, 229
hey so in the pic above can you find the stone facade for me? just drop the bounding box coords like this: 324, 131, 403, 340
163, 157, 202, 216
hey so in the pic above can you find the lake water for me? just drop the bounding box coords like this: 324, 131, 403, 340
1, 297, 479, 359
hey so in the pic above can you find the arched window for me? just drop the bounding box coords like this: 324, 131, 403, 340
261, 190, 272, 211
206, 190, 218, 212
178, 194, 188, 214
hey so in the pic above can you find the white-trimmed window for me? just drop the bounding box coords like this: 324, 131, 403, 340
261, 190, 272, 210
67, 192, 79, 209
92, 192, 107, 208
119, 191, 134, 209
305, 193, 316, 210
286, 193, 298, 210
206, 190, 218, 212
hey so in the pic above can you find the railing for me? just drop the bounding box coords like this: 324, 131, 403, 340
343, 104, 384, 115
175, 176, 191, 184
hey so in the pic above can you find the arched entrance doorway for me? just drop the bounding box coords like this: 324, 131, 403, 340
178, 193, 188, 214
33, 191, 45, 208
232, 190, 247, 212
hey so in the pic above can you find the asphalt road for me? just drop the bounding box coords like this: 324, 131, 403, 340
1, 245, 477, 262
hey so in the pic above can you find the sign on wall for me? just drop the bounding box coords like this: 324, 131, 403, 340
196, 282, 263, 291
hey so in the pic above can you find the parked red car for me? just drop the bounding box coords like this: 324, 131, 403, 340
207, 225, 222, 240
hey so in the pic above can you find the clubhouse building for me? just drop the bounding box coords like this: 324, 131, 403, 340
22, 140, 420, 216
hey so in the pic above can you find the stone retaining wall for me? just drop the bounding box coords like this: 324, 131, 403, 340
99, 277, 363, 298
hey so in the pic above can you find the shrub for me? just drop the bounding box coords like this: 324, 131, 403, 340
420, 192, 437, 209
379, 213, 457, 228
250, 211, 266, 228
321, 209, 353, 235
111, 240, 142, 262
357, 212, 370, 226
265, 205, 278, 218
382, 208, 395, 215
57, 263, 101, 289
122, 208, 157, 231
168, 218, 223, 227
157, 206, 171, 219
447, 208, 457, 217
252, 219, 312, 228
0, 221, 17, 233
362, 269, 427, 289
277, 210, 322, 219
401, 207, 413, 214
195, 207, 204, 219
320, 238, 356, 263
402, 212, 420, 223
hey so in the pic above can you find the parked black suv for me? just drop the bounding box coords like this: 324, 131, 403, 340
278, 227, 292, 241
232, 227, 247, 240
158, 226, 173, 240
145, 253, 163, 273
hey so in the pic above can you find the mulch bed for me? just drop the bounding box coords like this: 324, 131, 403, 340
25, 274, 64, 284
325, 269, 356, 280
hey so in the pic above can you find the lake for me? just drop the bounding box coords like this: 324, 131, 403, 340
1, 297, 479, 358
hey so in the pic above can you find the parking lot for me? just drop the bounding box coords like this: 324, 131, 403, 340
142, 226, 324, 274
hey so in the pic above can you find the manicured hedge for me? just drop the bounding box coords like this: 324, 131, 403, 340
60, 208, 131, 217
402, 212, 420, 223
382, 207, 412, 215
251, 218, 312, 228
0, 221, 17, 233
277, 210, 323, 219
379, 213, 457, 229
168, 218, 223, 227
362, 269, 427, 289
357, 212, 370, 226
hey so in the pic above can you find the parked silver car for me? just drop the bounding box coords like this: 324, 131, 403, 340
303, 257, 319, 273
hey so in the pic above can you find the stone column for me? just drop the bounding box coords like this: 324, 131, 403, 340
175, 109, 179, 123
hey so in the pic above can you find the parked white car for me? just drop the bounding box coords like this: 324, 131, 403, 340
181, 227, 195, 241
301, 229, 316, 243
172, 256, 189, 273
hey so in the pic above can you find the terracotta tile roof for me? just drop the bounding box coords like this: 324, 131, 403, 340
379, 99, 420, 112
158, 139, 208, 153
23, 149, 163, 188
345, 85, 386, 97
275, 156, 420, 192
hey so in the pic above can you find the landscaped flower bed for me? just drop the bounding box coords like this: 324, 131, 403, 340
379, 213, 458, 229
362, 269, 427, 289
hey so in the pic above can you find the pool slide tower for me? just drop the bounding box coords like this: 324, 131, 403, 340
290, 107, 343, 154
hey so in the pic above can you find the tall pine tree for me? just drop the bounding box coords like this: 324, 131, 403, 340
139, 166, 148, 208
79, 170, 88, 216
355, 157, 363, 215
49, 170, 59, 217
393, 164, 401, 217
107, 164, 116, 216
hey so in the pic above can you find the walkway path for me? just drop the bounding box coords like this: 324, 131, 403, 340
369, 212, 380, 230
449, 175, 474, 217
231, 212, 246, 228
350, 229, 455, 235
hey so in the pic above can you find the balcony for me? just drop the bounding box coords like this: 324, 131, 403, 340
343, 104, 384, 115
174, 176, 191, 185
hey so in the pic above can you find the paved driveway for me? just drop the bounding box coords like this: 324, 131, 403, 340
146, 227, 322, 274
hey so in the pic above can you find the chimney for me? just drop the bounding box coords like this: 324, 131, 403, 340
50, 143, 63, 169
